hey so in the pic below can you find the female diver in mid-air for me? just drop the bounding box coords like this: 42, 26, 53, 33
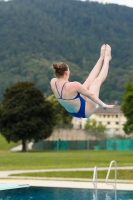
50, 44, 115, 118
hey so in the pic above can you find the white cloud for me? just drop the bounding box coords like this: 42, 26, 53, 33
88, 0, 133, 8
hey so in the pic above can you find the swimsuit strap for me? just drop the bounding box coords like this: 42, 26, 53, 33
55, 82, 61, 98
55, 81, 68, 99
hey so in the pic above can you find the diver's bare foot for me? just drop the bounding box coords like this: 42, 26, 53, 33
105, 44, 112, 61
100, 44, 106, 60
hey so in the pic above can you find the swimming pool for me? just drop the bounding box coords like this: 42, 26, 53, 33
0, 187, 133, 200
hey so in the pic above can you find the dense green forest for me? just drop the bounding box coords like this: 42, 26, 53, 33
0, 0, 133, 103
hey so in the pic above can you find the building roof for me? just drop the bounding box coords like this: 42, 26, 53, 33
95, 105, 122, 114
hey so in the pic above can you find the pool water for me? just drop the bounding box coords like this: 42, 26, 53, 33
0, 187, 133, 200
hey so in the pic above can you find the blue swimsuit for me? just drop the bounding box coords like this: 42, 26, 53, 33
55, 82, 86, 118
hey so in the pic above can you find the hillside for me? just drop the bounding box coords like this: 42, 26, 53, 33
0, 0, 133, 102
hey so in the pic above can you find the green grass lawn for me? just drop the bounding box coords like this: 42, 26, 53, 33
10, 169, 133, 180
0, 134, 20, 151
1, 135, 133, 180
0, 150, 133, 170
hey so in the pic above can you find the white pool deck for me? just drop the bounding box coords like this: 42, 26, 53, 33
0, 167, 133, 191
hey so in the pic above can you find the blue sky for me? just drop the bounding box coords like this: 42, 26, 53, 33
82, 0, 133, 8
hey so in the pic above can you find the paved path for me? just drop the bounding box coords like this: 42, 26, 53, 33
10, 142, 33, 152
1, 179, 133, 191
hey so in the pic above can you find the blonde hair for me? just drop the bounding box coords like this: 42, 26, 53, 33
52, 62, 68, 78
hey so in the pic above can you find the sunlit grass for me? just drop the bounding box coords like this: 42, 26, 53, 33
0, 134, 20, 151
0, 150, 133, 170
10, 169, 133, 180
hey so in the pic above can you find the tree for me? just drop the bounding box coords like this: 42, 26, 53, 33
47, 94, 72, 126
84, 118, 106, 138
0, 81, 55, 151
121, 77, 133, 135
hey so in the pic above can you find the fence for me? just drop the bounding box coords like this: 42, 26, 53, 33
33, 139, 133, 151
32, 126, 133, 151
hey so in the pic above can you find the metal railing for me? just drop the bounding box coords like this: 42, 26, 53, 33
105, 160, 117, 199
92, 166, 98, 200
105, 160, 117, 189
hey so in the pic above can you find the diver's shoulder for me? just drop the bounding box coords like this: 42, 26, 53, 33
50, 78, 57, 85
